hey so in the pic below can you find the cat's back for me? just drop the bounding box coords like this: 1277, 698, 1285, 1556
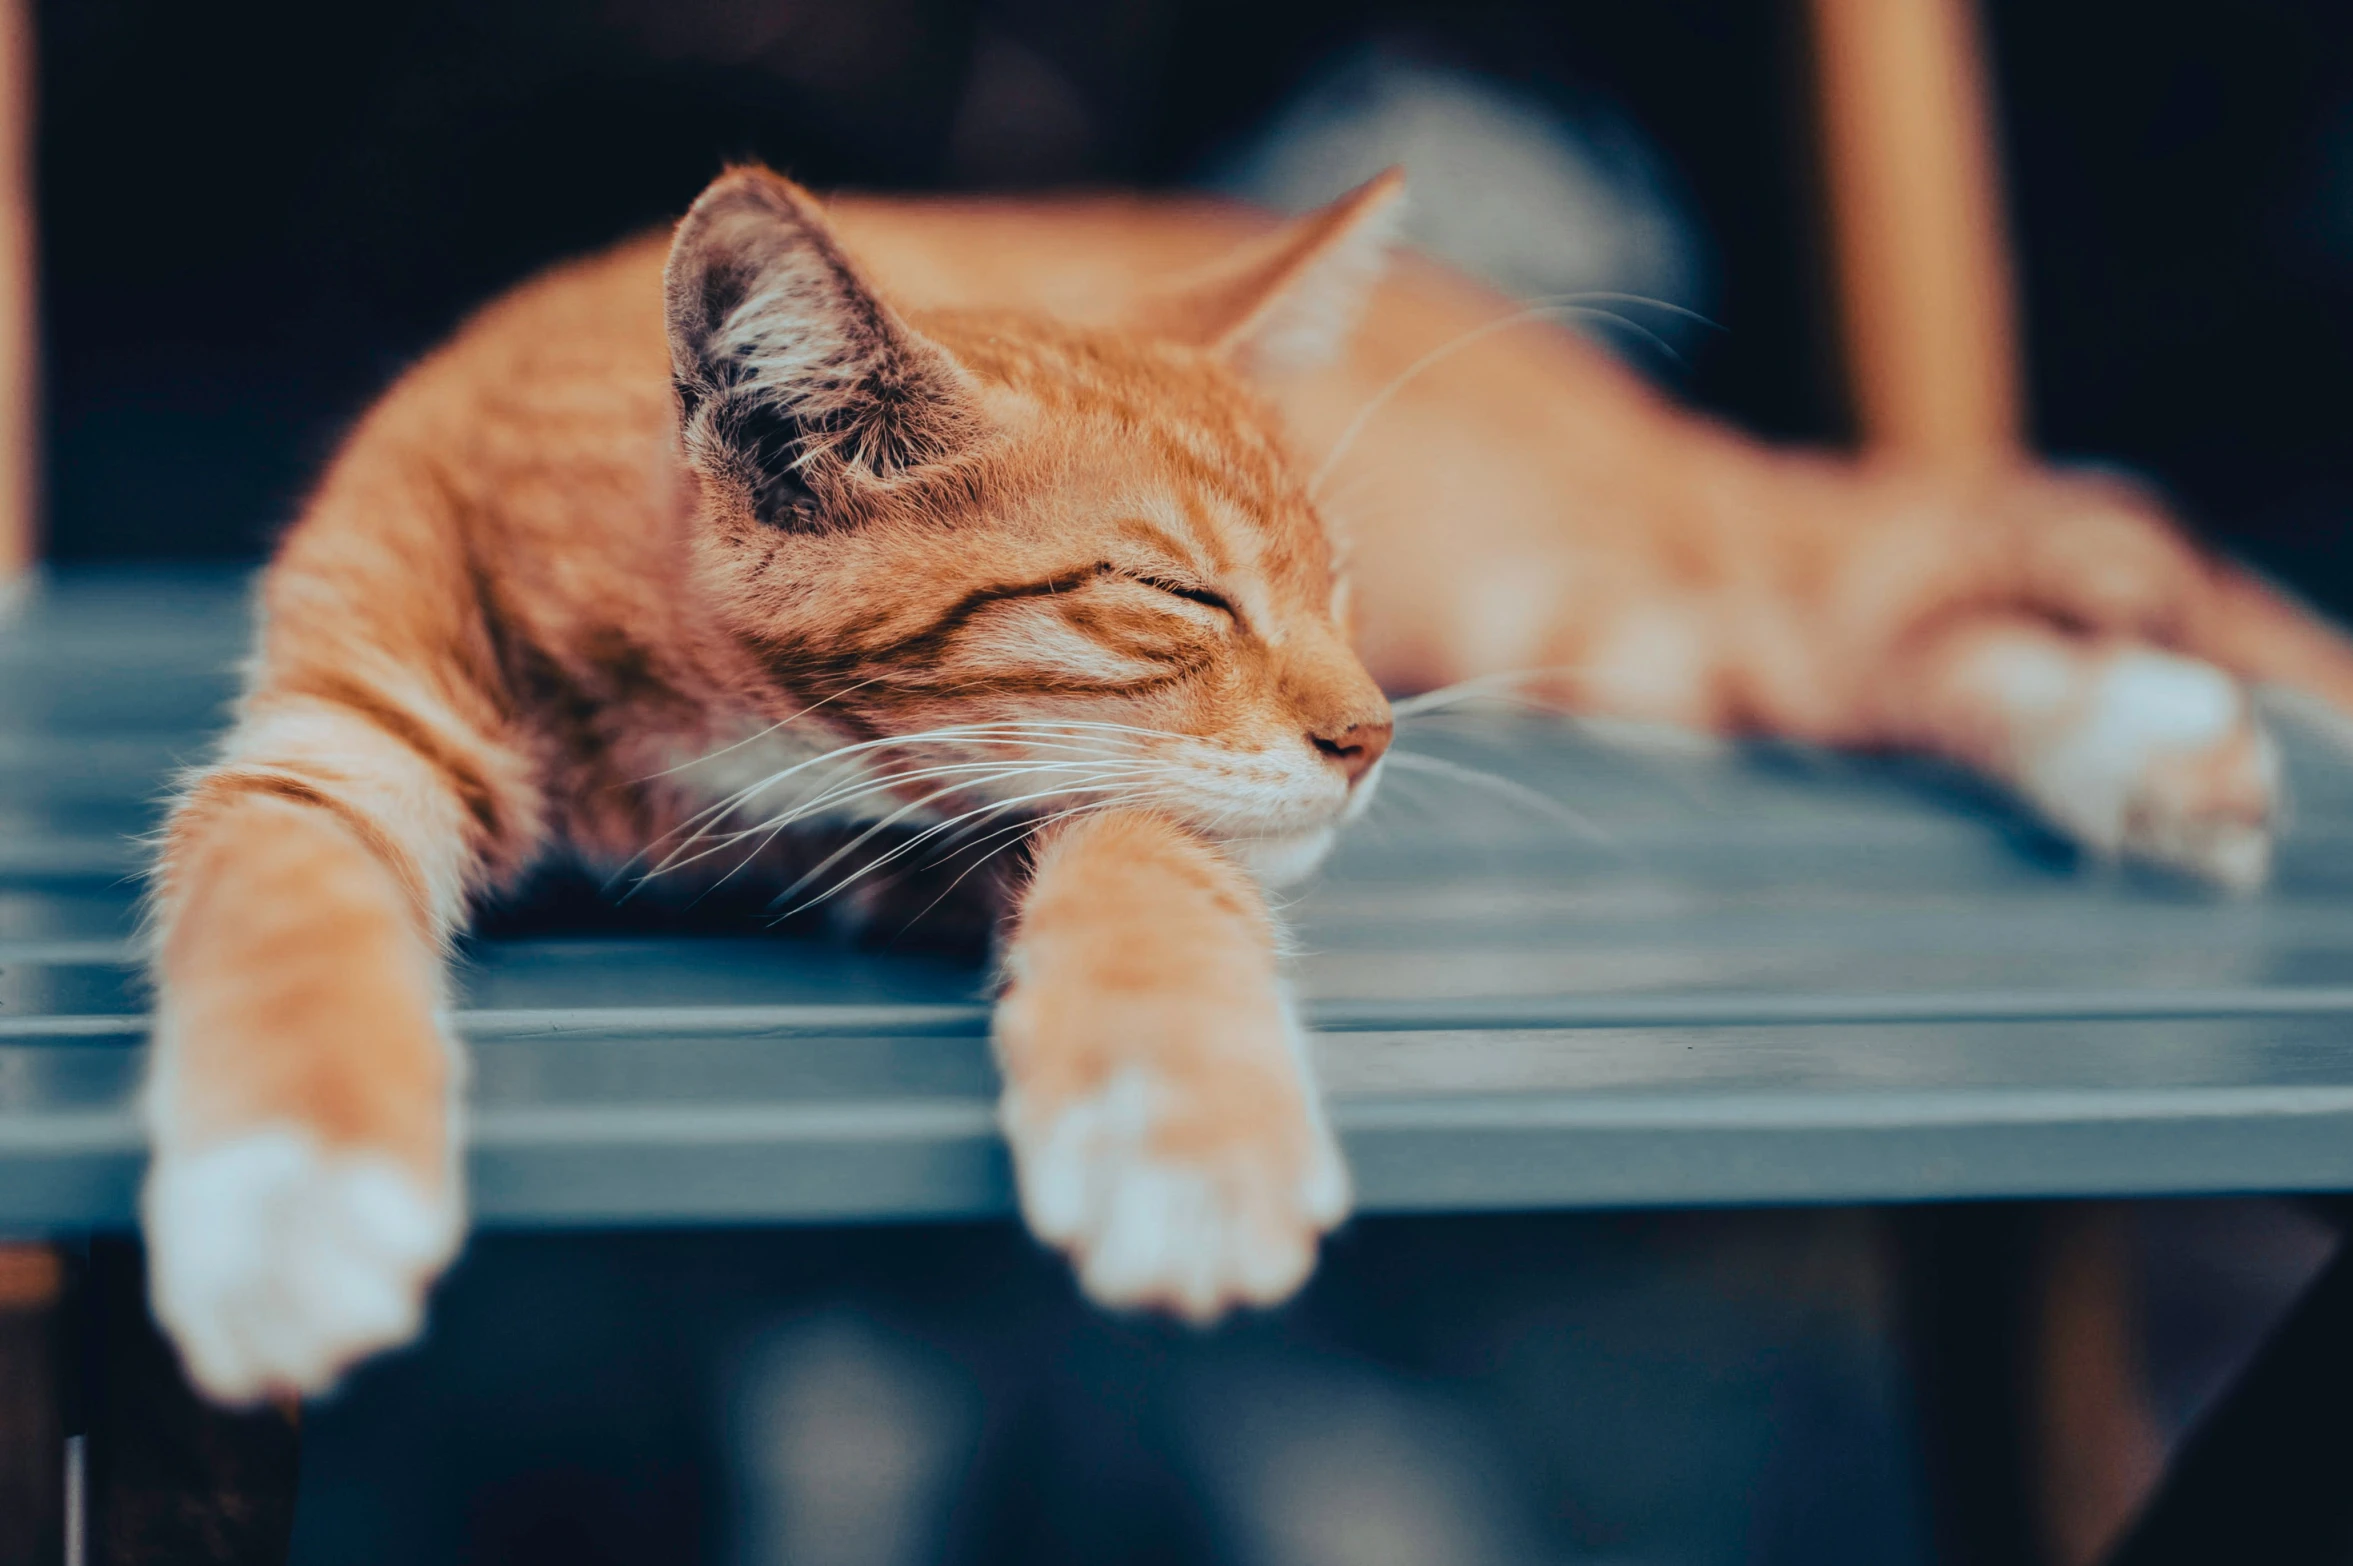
369, 232, 679, 491
294, 188, 1688, 696
366, 186, 1637, 506
255, 233, 687, 720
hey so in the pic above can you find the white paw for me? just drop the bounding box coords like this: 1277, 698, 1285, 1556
2019, 650, 2277, 890
1005, 1065, 1349, 1322
143, 1127, 460, 1403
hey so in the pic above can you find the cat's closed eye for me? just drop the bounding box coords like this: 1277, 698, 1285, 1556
1130, 575, 1238, 622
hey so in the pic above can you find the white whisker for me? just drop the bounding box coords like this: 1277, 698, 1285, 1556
616, 718, 1194, 884
1382, 749, 1617, 847
771, 777, 1170, 919
631, 674, 893, 785
1389, 666, 1598, 719
759, 763, 1172, 901
648, 758, 1157, 891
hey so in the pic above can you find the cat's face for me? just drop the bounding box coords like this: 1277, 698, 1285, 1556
665, 168, 1398, 878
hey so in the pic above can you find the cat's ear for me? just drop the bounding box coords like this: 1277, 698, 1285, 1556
664, 166, 981, 528
1136, 169, 1407, 377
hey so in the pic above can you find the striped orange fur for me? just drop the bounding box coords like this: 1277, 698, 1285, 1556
144, 166, 2353, 1400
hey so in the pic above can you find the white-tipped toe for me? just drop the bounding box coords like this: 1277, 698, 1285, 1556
2017, 650, 2278, 890
144, 1126, 459, 1403
1004, 1056, 1348, 1324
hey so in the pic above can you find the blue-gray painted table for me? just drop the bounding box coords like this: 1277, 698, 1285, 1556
8, 567, 2353, 1232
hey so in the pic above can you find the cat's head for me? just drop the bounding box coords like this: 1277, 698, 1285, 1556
663, 166, 1401, 882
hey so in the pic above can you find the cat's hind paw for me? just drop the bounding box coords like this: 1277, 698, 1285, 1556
2018, 649, 2278, 891
1006, 1063, 1349, 1323
143, 1126, 460, 1404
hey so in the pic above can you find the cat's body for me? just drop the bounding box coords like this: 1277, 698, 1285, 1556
144, 169, 2353, 1401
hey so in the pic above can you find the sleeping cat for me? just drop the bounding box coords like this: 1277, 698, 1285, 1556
144, 165, 2353, 1402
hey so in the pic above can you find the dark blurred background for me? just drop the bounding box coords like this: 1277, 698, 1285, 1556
33, 0, 2353, 612
28, 5, 2353, 1562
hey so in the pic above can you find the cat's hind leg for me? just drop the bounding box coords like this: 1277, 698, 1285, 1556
1998, 470, 2353, 716
146, 691, 527, 1401
1849, 470, 2353, 888
994, 811, 1347, 1319
1875, 615, 2277, 888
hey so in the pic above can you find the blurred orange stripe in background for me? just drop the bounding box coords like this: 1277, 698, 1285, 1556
1810, 0, 2024, 467
0, 0, 33, 576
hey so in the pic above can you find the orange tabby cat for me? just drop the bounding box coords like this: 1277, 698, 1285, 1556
145, 166, 2353, 1401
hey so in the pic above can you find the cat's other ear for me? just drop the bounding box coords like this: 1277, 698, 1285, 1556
1136, 169, 1407, 377
664, 166, 981, 528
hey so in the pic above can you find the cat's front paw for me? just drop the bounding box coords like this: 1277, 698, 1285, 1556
998, 1000, 1349, 1322
143, 1127, 460, 1403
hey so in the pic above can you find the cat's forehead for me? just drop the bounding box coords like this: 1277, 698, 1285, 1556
1136, 462, 1326, 574
1016, 422, 1332, 608
935, 314, 1330, 576
943, 315, 1294, 472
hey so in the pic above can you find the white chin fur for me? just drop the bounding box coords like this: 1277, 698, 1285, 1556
1228, 827, 1339, 886
143, 1126, 460, 1404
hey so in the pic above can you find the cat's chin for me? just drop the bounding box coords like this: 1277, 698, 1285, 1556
1225, 828, 1337, 886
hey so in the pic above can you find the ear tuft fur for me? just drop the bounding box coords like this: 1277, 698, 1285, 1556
664, 167, 980, 528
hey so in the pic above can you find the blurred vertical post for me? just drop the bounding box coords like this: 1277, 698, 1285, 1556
1813, 6, 2165, 1561
0, 0, 32, 574
1808, 0, 2022, 465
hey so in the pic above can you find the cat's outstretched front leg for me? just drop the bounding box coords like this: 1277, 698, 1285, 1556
994, 811, 1348, 1319
146, 691, 523, 1402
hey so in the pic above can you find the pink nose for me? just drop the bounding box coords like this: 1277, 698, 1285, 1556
1312, 720, 1393, 785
